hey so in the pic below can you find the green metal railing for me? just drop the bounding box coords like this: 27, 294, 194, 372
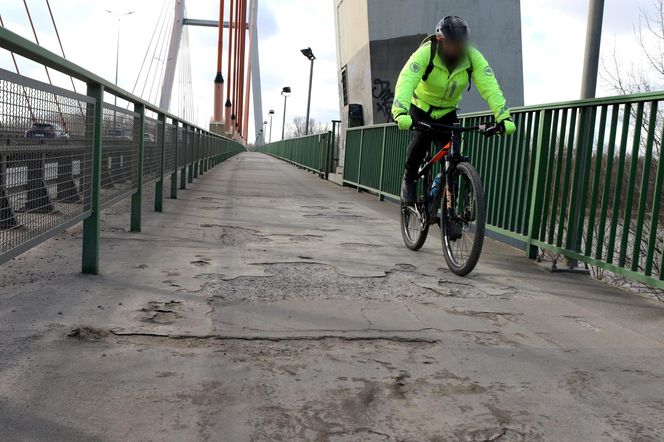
342, 94, 664, 290
258, 132, 334, 177
0, 27, 245, 274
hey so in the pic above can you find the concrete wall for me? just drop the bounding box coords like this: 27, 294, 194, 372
334, 0, 371, 168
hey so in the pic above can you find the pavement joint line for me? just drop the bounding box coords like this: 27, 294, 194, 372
66, 326, 519, 344
108, 330, 443, 343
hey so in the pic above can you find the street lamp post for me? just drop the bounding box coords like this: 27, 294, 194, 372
106, 9, 134, 130
300, 47, 316, 135
268, 110, 275, 143
281, 87, 291, 140
262, 120, 268, 145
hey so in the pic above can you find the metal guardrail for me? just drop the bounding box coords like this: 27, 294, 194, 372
341, 95, 664, 289
0, 27, 245, 273
258, 132, 334, 177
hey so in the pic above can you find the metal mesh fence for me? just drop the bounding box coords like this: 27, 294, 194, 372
186, 129, 193, 165
0, 68, 93, 260
177, 126, 185, 169
165, 123, 176, 173
143, 117, 161, 182
100, 103, 139, 207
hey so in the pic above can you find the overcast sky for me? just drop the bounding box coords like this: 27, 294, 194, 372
0, 0, 657, 141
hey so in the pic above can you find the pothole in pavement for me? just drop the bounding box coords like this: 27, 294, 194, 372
266, 233, 323, 243
200, 224, 324, 245
341, 242, 383, 249
303, 213, 366, 220
140, 300, 184, 324
218, 226, 272, 247
198, 262, 472, 304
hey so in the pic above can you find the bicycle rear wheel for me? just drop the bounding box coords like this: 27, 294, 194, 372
441, 162, 486, 276
401, 202, 429, 251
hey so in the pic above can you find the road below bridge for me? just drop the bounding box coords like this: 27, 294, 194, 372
1, 152, 663, 441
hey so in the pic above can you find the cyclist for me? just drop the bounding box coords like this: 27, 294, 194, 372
392, 16, 516, 205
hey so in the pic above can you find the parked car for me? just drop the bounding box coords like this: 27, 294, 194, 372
25, 122, 70, 140
105, 128, 132, 141
144, 133, 156, 143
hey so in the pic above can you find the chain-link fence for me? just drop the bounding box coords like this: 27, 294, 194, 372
0, 68, 93, 260
143, 116, 161, 182
165, 122, 176, 174
100, 103, 139, 207
0, 26, 246, 271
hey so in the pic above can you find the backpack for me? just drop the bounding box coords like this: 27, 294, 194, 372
420, 35, 473, 91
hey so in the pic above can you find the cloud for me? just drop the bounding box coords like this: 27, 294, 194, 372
521, 0, 654, 105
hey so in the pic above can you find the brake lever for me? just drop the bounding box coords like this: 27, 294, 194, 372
414, 121, 432, 131
479, 124, 499, 138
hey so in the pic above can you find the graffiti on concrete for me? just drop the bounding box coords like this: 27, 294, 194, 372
372, 78, 394, 120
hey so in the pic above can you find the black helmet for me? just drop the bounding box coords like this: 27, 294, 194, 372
436, 16, 470, 42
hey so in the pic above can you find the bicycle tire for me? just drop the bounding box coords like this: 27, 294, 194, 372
401, 202, 429, 251
441, 162, 486, 276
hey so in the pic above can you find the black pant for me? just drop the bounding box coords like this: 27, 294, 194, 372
404, 106, 458, 181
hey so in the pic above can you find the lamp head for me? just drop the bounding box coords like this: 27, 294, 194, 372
300, 47, 316, 61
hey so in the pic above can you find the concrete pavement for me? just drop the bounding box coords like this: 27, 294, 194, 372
0, 152, 663, 441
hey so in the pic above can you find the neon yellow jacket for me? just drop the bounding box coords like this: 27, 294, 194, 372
391, 41, 511, 122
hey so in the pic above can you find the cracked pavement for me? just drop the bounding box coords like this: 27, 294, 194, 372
1, 152, 663, 441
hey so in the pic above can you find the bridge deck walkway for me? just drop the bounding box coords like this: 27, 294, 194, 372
0, 152, 662, 440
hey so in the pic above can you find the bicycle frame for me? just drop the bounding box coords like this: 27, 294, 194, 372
411, 124, 477, 227
416, 127, 466, 181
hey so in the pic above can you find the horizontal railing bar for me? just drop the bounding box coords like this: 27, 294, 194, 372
0, 67, 94, 103
346, 89, 664, 132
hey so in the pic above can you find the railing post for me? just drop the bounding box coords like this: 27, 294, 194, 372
130, 103, 145, 232
378, 126, 387, 201
526, 109, 553, 259
81, 83, 104, 275
566, 105, 596, 257
200, 134, 206, 175
188, 127, 195, 183
193, 130, 199, 179
170, 120, 179, 198
327, 130, 334, 179
356, 129, 364, 191
202, 136, 206, 172
155, 112, 166, 212
180, 123, 188, 189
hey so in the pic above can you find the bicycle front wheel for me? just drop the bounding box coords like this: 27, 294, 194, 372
401, 202, 429, 251
441, 162, 486, 276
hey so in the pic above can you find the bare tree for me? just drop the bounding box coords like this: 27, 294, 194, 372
286, 116, 331, 138
602, 0, 664, 93
601, 0, 664, 157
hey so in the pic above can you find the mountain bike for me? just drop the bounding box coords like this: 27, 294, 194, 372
400, 121, 500, 276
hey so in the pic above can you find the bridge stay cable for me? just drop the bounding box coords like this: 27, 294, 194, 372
0, 14, 36, 121
130, 0, 169, 101
44, 0, 84, 116
21, 0, 67, 128
146, 6, 173, 105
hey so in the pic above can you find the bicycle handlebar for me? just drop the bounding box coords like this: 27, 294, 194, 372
414, 121, 503, 137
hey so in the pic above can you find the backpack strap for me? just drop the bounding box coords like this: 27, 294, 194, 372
466, 55, 474, 91
420, 35, 437, 82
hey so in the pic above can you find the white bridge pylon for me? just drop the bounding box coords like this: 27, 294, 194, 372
159, 0, 263, 140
